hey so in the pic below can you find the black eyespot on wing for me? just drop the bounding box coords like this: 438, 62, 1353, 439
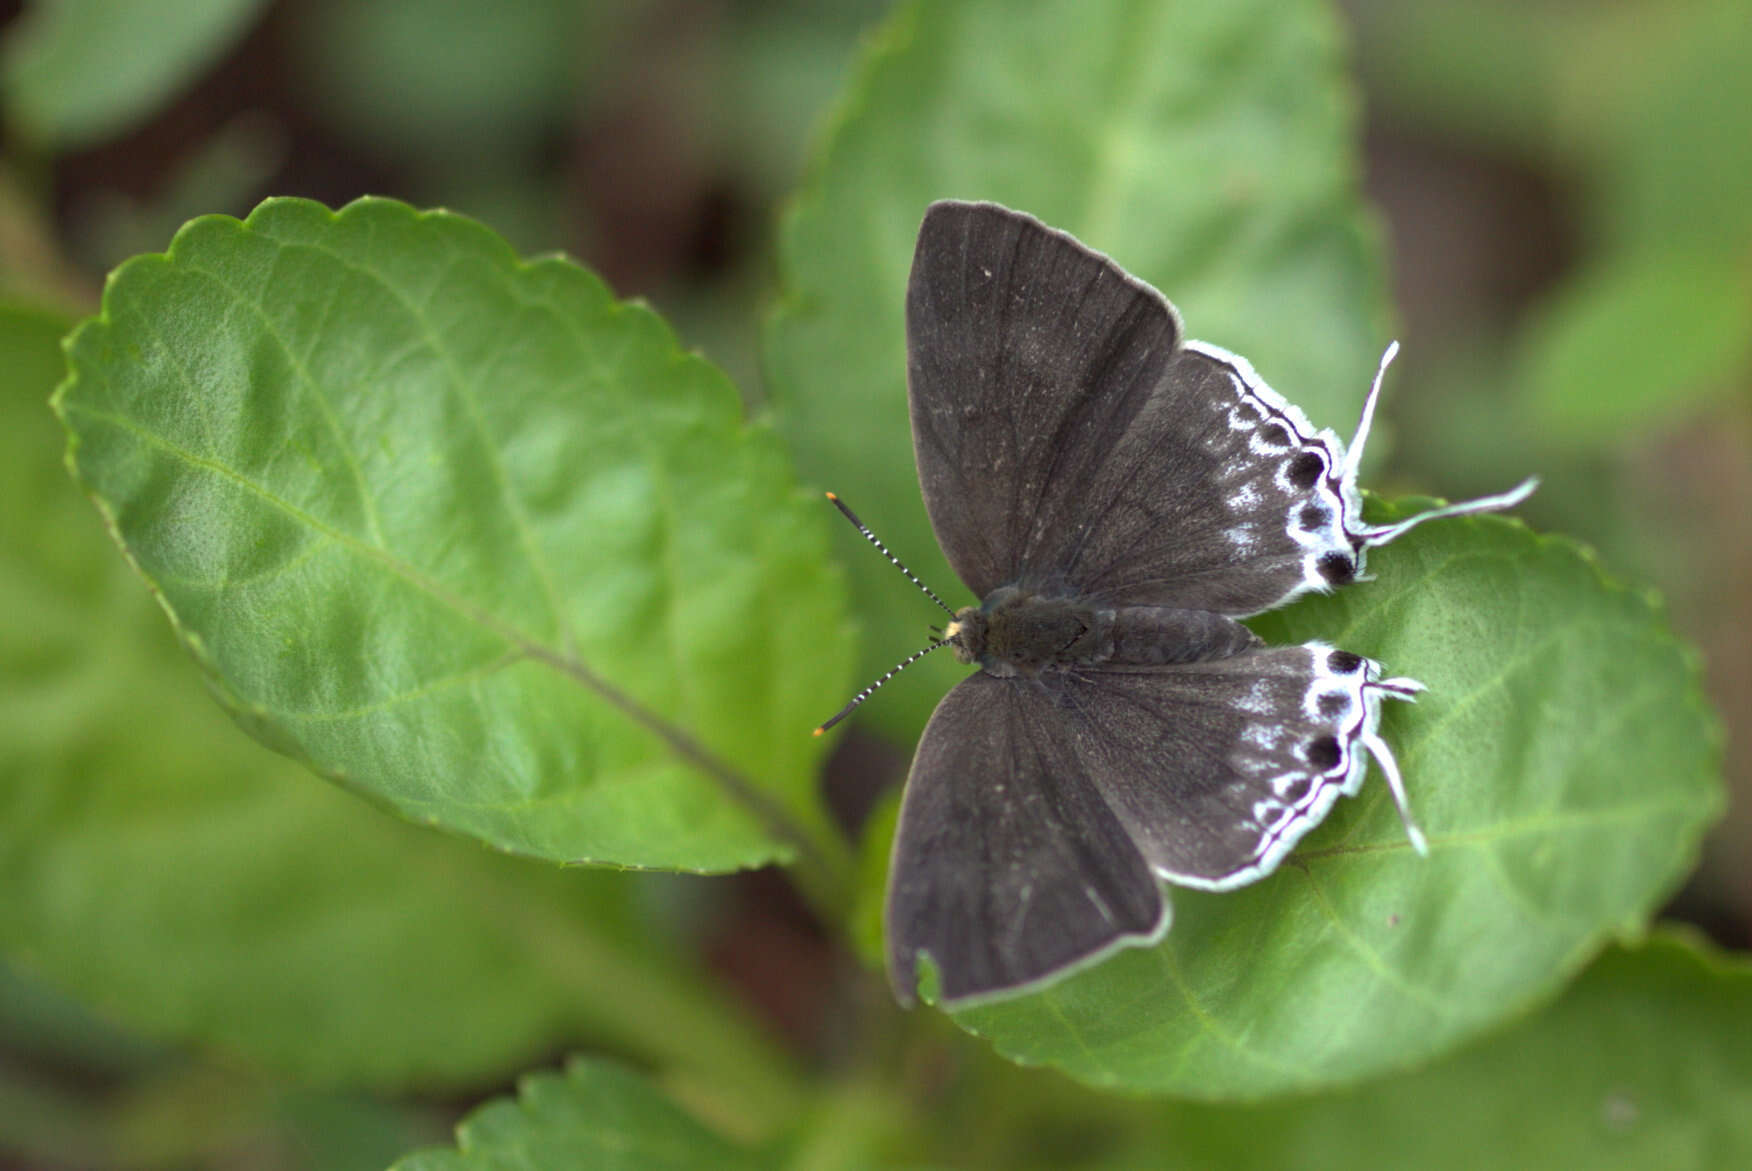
1307, 735, 1342, 770
1299, 503, 1328, 530
1052, 646, 1388, 893
1327, 650, 1363, 674
1317, 691, 1348, 718
1259, 422, 1293, 449
1287, 451, 1324, 489
1317, 552, 1355, 585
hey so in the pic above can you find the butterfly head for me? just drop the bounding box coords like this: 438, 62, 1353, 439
941, 606, 986, 666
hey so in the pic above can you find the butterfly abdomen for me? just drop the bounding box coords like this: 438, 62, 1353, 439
1104, 605, 1259, 666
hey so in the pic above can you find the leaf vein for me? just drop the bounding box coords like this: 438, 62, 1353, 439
187, 246, 390, 549
61, 399, 814, 862
1298, 868, 1460, 1018
1147, 940, 1304, 1077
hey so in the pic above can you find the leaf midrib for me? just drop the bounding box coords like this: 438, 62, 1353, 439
62, 395, 814, 864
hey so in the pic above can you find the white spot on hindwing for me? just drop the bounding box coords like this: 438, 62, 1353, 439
1271, 772, 1310, 799
1251, 798, 1288, 828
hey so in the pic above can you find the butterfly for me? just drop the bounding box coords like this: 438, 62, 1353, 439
828, 200, 1536, 1008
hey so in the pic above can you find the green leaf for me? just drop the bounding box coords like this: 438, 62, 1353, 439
393, 1058, 770, 1171
53, 197, 853, 878
387, 939, 1752, 1168
848, 784, 902, 974
949, 503, 1721, 1097
1, 0, 272, 150
1076, 934, 1752, 1168
1522, 254, 1752, 440
1, 303, 804, 1111
765, 0, 1389, 738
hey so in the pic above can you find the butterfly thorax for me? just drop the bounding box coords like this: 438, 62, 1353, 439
945, 585, 1260, 678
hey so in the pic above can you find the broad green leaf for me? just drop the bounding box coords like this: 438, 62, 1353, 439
54, 197, 853, 877
393, 1058, 770, 1171
1, 0, 271, 149
848, 786, 902, 974
1077, 935, 1752, 1168
2, 304, 803, 1111
765, 0, 1389, 738
1190, 933, 1752, 1168
385, 940, 1752, 1169
1523, 254, 1752, 439
947, 503, 1721, 1097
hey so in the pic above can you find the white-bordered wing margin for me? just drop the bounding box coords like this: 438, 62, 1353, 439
1055, 643, 1424, 891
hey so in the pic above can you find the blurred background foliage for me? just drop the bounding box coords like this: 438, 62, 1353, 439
1, 0, 1747, 1167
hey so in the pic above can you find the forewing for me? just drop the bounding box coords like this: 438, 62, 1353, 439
886, 672, 1167, 1007
906, 201, 1182, 598
908, 201, 1372, 616
1057, 645, 1401, 889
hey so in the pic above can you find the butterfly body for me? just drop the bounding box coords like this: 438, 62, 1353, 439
877, 200, 1536, 1008
945, 592, 1260, 676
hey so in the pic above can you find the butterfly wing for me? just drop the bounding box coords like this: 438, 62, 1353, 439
907, 200, 1373, 616
1057, 644, 1406, 889
887, 672, 1168, 1006
887, 644, 1408, 1005
906, 199, 1183, 600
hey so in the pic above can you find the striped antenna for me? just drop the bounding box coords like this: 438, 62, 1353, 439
815, 492, 963, 734
814, 639, 953, 735
826, 493, 955, 617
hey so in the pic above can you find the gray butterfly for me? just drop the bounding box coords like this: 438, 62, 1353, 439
850, 200, 1535, 1008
